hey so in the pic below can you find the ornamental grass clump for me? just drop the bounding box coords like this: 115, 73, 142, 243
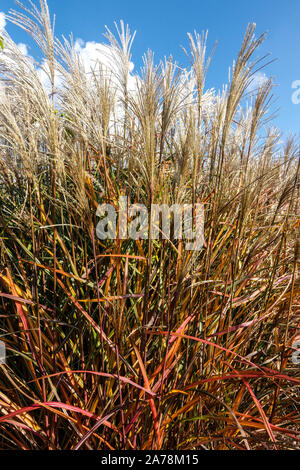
0, 0, 299, 450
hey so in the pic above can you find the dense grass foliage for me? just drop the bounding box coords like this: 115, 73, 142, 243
0, 0, 299, 450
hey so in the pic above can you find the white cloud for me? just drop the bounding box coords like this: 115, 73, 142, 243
73, 38, 137, 94
0, 12, 6, 32
17, 43, 29, 56
74, 39, 111, 70
248, 72, 268, 93
37, 38, 137, 97
0, 30, 138, 106
74, 38, 134, 75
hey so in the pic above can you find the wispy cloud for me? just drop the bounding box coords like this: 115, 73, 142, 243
248, 71, 268, 93
17, 43, 29, 56
73, 38, 134, 73
0, 11, 137, 97
38, 38, 136, 94
0, 12, 6, 32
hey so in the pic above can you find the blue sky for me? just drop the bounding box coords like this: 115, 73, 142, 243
1, 0, 300, 136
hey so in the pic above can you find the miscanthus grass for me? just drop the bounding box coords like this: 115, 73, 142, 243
0, 0, 299, 450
